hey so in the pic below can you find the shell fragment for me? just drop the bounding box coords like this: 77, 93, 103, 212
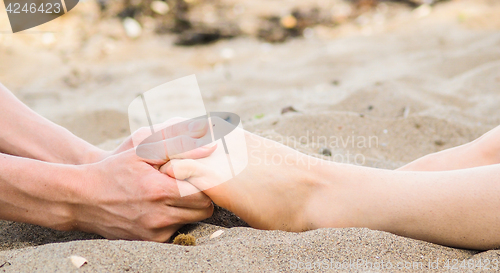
69, 255, 88, 268
210, 230, 225, 239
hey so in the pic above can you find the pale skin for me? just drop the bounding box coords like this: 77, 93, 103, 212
163, 124, 500, 250
0, 83, 216, 242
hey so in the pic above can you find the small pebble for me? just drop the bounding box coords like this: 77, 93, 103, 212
123, 18, 142, 38
319, 147, 332, 156
403, 106, 410, 118
150, 1, 169, 15
281, 106, 298, 115
151, 1, 170, 15
303, 28, 314, 39
210, 230, 225, 239
280, 15, 297, 29
220, 48, 235, 59
434, 140, 445, 146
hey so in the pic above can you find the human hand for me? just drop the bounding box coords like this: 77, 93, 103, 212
91, 117, 210, 163
71, 147, 215, 242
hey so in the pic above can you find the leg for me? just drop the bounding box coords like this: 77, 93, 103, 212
398, 125, 500, 171
312, 161, 500, 250
164, 129, 500, 250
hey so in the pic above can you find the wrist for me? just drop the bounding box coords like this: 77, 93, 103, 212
63, 163, 99, 233
0, 155, 85, 231
39, 163, 86, 231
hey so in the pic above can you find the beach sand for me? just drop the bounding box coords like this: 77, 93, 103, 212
1, 0, 500, 271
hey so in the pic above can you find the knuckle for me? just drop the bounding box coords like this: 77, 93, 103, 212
146, 185, 169, 201
179, 135, 192, 142
175, 158, 195, 168
151, 231, 174, 243
194, 205, 214, 222
131, 127, 153, 144
141, 213, 175, 230
201, 198, 213, 209
183, 158, 196, 164
205, 203, 215, 216
142, 230, 169, 242
179, 159, 197, 173
179, 135, 193, 151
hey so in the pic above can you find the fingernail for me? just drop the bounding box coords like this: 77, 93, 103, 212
188, 119, 207, 132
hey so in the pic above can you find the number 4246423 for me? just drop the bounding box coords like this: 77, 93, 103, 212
5, 2, 62, 14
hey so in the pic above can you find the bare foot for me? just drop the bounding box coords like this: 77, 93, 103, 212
161, 131, 328, 232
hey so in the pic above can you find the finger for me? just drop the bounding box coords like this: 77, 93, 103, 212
131, 117, 209, 149
122, 148, 168, 166
171, 184, 214, 209
149, 224, 183, 243
160, 160, 186, 179
163, 118, 209, 139
131, 118, 189, 148
163, 159, 231, 208
146, 203, 214, 241
161, 173, 213, 209
136, 135, 216, 161
164, 204, 214, 225
169, 142, 217, 160
141, 204, 213, 231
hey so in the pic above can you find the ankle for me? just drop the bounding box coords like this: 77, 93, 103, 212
304, 162, 393, 231
302, 161, 357, 230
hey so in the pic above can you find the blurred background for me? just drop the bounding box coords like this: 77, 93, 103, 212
0, 0, 499, 167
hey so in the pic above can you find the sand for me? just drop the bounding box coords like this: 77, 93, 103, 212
1, 0, 500, 271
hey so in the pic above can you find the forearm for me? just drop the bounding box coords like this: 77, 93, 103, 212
0, 83, 106, 164
0, 153, 79, 230
312, 162, 500, 250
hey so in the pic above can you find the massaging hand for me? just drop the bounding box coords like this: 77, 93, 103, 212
71, 148, 214, 241
71, 118, 217, 241
0, 85, 218, 242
